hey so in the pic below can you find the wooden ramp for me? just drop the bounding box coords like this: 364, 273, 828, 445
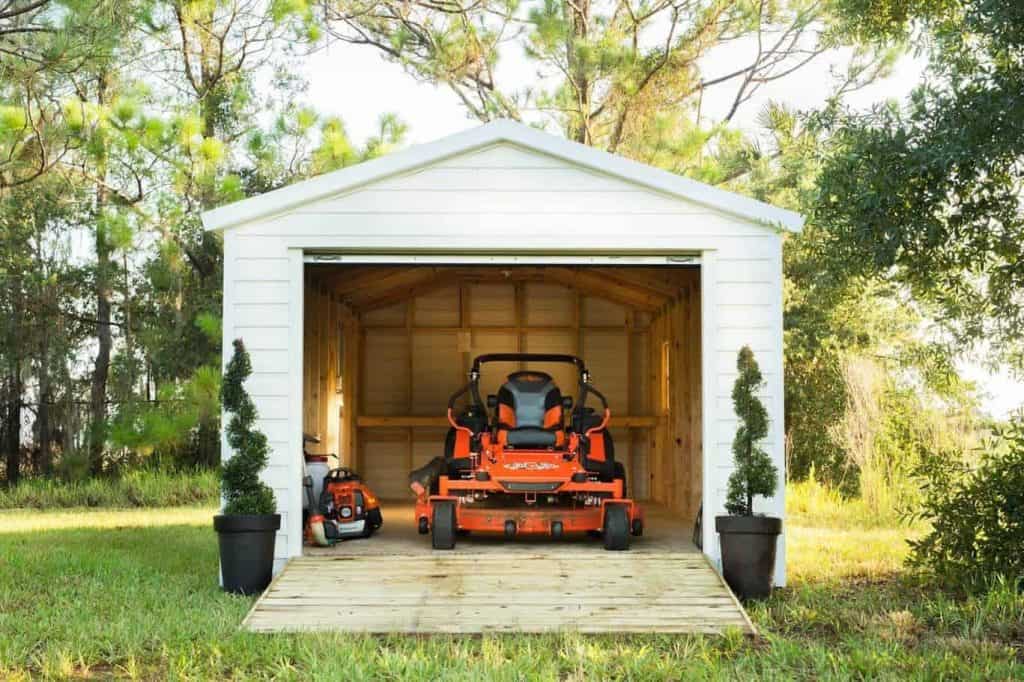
244, 504, 753, 634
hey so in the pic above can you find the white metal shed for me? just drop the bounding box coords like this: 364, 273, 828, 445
203, 119, 802, 587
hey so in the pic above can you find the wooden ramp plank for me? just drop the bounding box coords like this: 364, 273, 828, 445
244, 554, 753, 634
244, 504, 754, 635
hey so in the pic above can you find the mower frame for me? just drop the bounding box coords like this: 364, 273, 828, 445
414, 353, 643, 549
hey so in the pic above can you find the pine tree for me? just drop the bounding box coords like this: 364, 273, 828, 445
220, 339, 275, 515
725, 346, 778, 516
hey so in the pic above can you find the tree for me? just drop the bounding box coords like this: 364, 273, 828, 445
815, 0, 1024, 367
220, 338, 275, 515
725, 346, 777, 516
318, 0, 891, 151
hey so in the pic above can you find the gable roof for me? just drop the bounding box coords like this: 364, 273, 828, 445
201, 119, 804, 233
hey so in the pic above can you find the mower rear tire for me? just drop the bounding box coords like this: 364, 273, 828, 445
362, 508, 383, 538
432, 501, 457, 550
603, 505, 630, 551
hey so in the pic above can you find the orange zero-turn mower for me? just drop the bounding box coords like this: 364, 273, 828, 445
306, 467, 383, 546
409, 353, 643, 550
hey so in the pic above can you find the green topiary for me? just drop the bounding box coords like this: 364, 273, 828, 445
725, 346, 779, 516
220, 339, 276, 516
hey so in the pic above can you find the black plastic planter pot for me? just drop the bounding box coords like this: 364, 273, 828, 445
715, 515, 782, 600
214, 514, 281, 594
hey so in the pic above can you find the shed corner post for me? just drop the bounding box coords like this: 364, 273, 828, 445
286, 248, 306, 567
698, 249, 719, 571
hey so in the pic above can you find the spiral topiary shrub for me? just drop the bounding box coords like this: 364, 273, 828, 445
220, 339, 276, 516
725, 346, 778, 515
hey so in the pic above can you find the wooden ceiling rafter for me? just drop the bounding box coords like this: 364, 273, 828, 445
310, 265, 673, 314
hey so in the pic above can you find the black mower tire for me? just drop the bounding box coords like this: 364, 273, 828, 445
362, 508, 383, 538
603, 504, 630, 551
432, 501, 457, 550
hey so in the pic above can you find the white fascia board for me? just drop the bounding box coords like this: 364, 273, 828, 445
303, 253, 701, 265
202, 119, 804, 233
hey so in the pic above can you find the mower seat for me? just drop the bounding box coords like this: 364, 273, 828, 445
496, 371, 566, 448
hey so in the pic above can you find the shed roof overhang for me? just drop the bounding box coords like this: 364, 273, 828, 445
201, 119, 804, 234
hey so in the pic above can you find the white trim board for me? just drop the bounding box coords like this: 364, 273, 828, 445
303, 253, 701, 265
203, 120, 803, 234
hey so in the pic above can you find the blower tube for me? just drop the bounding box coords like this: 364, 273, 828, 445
304, 474, 331, 547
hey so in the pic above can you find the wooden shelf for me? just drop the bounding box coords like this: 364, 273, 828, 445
356, 415, 661, 428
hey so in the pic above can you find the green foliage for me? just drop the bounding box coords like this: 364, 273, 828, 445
0, 469, 218, 509
725, 347, 778, 516
815, 0, 1024, 367
219, 339, 275, 516
906, 418, 1024, 590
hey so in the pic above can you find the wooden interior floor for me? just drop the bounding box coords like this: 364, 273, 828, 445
244, 502, 754, 635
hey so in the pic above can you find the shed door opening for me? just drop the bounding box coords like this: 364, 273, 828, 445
301, 264, 701, 542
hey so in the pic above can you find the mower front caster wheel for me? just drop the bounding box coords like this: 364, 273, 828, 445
432, 501, 457, 550
603, 505, 630, 551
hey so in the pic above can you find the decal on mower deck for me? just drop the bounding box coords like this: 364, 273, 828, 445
502, 461, 560, 471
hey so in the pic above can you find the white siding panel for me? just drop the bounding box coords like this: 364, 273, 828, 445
433, 144, 569, 169
262, 464, 292, 490
233, 280, 289, 304
715, 259, 776, 284
250, 214, 775, 246
236, 235, 287, 259
715, 304, 775, 329
317, 190, 700, 215
372, 167, 640, 193
257, 418, 290, 443
235, 326, 290, 351
715, 350, 776, 375
253, 396, 289, 419
245, 373, 289, 397
715, 327, 777, 350
248, 348, 289, 374
234, 303, 290, 327
715, 282, 780, 304
236, 257, 290, 280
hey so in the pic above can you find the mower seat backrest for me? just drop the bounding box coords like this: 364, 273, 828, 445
496, 371, 565, 448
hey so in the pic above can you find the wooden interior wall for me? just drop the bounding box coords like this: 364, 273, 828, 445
647, 270, 702, 522
352, 281, 654, 500
302, 279, 357, 463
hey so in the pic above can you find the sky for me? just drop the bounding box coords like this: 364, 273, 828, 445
293, 39, 1023, 418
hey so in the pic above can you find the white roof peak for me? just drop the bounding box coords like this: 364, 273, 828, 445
202, 118, 803, 233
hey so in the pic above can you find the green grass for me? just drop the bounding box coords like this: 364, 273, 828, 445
0, 469, 219, 509
0, 503, 1021, 680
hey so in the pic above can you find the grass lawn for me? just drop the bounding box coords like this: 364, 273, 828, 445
0, 504, 1021, 680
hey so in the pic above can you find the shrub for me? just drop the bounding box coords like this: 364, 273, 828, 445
906, 418, 1024, 590
725, 346, 778, 515
219, 339, 276, 516
0, 469, 219, 509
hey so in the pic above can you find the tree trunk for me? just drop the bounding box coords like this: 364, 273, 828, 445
565, 0, 591, 144
88, 73, 112, 476
4, 365, 22, 485
37, 340, 52, 475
